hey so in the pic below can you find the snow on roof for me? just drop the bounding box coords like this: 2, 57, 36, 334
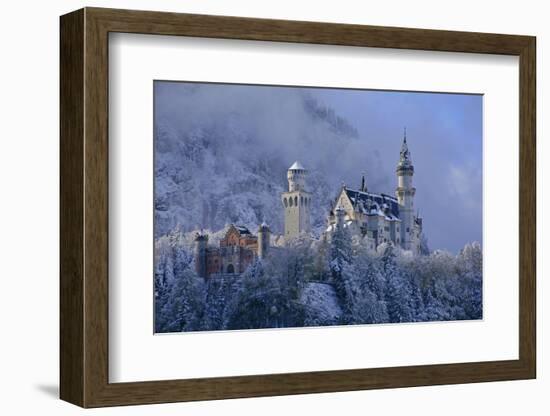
289, 160, 305, 170
344, 188, 400, 218
233, 225, 252, 235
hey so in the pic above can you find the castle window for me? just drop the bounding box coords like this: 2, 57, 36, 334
289, 198, 293, 207
406, 227, 410, 232
283, 198, 288, 207
294, 196, 298, 206
300, 196, 303, 206
226, 264, 235, 274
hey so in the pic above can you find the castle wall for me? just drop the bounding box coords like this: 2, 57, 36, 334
282, 190, 311, 239
328, 187, 409, 252
205, 249, 222, 276
202, 245, 257, 278
197, 225, 261, 279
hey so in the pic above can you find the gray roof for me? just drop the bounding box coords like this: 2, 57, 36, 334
343, 188, 400, 219
289, 160, 305, 170
233, 225, 252, 235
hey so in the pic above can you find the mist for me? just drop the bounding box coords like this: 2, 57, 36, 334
154, 81, 482, 254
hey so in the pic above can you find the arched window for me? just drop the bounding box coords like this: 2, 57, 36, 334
300, 196, 303, 206
294, 196, 298, 206
226, 264, 235, 274
283, 198, 288, 207
289, 197, 293, 207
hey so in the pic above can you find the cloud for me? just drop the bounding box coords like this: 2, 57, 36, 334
155, 82, 482, 253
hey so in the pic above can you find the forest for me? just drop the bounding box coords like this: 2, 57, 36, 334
154, 224, 482, 333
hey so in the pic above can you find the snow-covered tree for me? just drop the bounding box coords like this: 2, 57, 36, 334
382, 245, 414, 323
224, 257, 306, 330
328, 224, 353, 306
154, 225, 483, 332
154, 226, 205, 332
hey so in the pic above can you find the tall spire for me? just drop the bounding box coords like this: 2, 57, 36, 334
360, 173, 367, 192
399, 127, 412, 167
395, 128, 417, 253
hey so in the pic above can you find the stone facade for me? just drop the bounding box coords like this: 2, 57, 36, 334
194, 135, 424, 279
281, 161, 312, 240
194, 224, 270, 279
326, 133, 423, 254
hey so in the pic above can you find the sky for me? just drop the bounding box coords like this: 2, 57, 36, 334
313, 87, 483, 253
155, 81, 482, 253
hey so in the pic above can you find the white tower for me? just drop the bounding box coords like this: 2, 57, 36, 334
281, 161, 311, 240
395, 130, 416, 251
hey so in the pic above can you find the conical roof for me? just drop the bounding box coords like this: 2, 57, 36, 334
289, 160, 305, 170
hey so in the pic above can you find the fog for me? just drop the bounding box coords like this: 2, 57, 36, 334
155, 81, 482, 254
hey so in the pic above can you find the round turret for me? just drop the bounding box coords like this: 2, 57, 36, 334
257, 223, 271, 258
194, 232, 208, 278
396, 134, 414, 175
282, 161, 312, 240
395, 129, 417, 252
287, 161, 307, 192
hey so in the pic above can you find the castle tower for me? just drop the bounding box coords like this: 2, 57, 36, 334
395, 129, 416, 251
194, 232, 208, 278
335, 206, 346, 230
281, 161, 311, 240
257, 222, 271, 259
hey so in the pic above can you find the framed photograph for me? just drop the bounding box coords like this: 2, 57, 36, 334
60, 7, 536, 407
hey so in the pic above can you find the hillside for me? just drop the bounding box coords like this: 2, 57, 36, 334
154, 89, 381, 238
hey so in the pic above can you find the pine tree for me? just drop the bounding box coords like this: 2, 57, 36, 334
456, 242, 483, 319
383, 245, 414, 323
327, 224, 356, 323
224, 257, 305, 330
154, 226, 205, 332
158, 266, 204, 332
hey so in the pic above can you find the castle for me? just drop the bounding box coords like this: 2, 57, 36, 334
326, 132, 423, 253
194, 223, 272, 278
194, 133, 423, 278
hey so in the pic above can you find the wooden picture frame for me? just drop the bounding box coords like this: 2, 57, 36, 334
60, 7, 536, 408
